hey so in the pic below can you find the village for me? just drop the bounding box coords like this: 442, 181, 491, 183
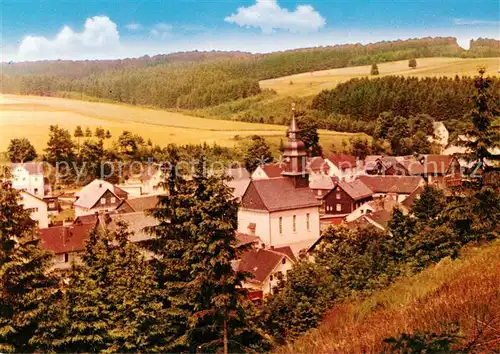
9, 113, 475, 300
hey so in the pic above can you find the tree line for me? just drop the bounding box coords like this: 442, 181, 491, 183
2, 37, 498, 111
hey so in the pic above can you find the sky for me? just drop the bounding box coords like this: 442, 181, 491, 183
1, 0, 499, 61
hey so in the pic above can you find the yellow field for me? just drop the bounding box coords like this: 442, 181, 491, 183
0, 94, 364, 151
261, 57, 500, 96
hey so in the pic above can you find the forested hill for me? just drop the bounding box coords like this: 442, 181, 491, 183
1, 37, 498, 110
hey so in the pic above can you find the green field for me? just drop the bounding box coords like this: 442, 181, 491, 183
261, 57, 500, 96
0, 94, 365, 152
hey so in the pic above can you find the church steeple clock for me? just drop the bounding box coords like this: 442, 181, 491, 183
282, 103, 309, 188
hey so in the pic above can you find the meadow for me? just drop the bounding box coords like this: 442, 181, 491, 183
276, 240, 500, 353
0, 94, 364, 152
261, 57, 500, 96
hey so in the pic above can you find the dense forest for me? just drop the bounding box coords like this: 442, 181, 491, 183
1, 37, 499, 110
312, 76, 500, 129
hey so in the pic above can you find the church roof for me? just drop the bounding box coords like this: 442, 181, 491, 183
241, 177, 319, 212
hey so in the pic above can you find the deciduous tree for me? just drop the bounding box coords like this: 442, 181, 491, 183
7, 138, 37, 162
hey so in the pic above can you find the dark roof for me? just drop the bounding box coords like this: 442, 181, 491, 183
325, 153, 357, 170
336, 179, 374, 200
235, 232, 262, 247
39, 223, 96, 254
73, 214, 99, 225
366, 210, 393, 230
401, 186, 424, 209
241, 178, 320, 212
420, 155, 456, 174
11, 162, 44, 174
117, 195, 160, 212
260, 164, 286, 178
358, 176, 424, 194
238, 248, 286, 284
271, 246, 297, 262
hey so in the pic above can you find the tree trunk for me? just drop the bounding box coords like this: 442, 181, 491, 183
224, 319, 228, 354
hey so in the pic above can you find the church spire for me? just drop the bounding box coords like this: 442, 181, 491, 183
282, 102, 309, 188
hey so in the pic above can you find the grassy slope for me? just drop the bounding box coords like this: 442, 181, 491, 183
276, 240, 500, 353
261, 57, 500, 97
0, 94, 363, 151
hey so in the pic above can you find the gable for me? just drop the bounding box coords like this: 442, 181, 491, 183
241, 182, 268, 211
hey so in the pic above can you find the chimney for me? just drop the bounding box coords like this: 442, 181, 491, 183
270, 245, 275, 250
261, 243, 266, 249
99, 183, 103, 188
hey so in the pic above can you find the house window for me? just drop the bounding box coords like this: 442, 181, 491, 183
282, 258, 286, 264
269, 275, 273, 281
292, 215, 296, 232
336, 204, 341, 212
100, 198, 106, 205
110, 197, 116, 204
279, 217, 283, 234
306, 213, 310, 231
64, 253, 69, 263
336, 192, 341, 199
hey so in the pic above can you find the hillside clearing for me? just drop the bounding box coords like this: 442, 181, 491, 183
276, 240, 500, 353
0, 94, 364, 151
261, 57, 500, 96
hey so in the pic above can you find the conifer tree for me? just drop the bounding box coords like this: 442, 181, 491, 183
370, 63, 379, 75
0, 181, 59, 353
146, 145, 197, 351
184, 157, 265, 352
458, 68, 500, 178
60, 221, 164, 352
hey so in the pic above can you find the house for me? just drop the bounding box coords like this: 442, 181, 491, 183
74, 179, 128, 217
238, 115, 321, 249
364, 156, 407, 176
237, 246, 295, 296
117, 165, 164, 196
346, 196, 409, 222
116, 194, 160, 213
321, 179, 374, 218
399, 155, 461, 184
39, 222, 97, 269
323, 153, 360, 181
309, 175, 337, 199
19, 190, 49, 228
251, 163, 286, 180
358, 175, 424, 202
10, 162, 46, 198
347, 209, 394, 231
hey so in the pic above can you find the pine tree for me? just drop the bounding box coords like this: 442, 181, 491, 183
370, 63, 379, 75
0, 181, 59, 353
184, 157, 266, 352
45, 125, 75, 165
409, 58, 417, 68
458, 69, 500, 178
84, 127, 93, 138
146, 145, 197, 351
60, 220, 164, 352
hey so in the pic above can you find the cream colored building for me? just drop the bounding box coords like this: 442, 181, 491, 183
11, 162, 46, 198
19, 190, 49, 228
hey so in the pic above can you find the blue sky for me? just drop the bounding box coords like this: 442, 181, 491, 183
1, 0, 499, 61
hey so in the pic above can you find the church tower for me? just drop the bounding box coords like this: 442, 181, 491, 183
282, 103, 309, 188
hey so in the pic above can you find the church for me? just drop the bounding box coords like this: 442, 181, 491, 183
238, 112, 321, 251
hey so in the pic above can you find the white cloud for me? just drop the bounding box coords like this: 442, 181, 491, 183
150, 23, 173, 39
453, 18, 499, 26
18, 16, 120, 60
225, 0, 326, 33
126, 23, 142, 31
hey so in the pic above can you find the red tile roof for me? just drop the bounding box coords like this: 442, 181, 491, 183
238, 248, 288, 284
73, 214, 99, 225
235, 232, 262, 247
39, 223, 96, 254
308, 157, 330, 174
241, 178, 320, 212
337, 179, 374, 200
117, 195, 160, 212
401, 186, 424, 209
260, 164, 286, 178
325, 153, 357, 170
271, 245, 297, 262
358, 176, 424, 194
